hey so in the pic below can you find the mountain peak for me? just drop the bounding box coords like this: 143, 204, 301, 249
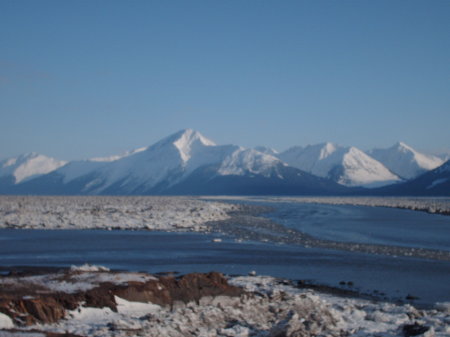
370, 142, 444, 179
319, 142, 338, 159
254, 146, 279, 156
157, 129, 215, 147
394, 141, 414, 152
171, 129, 216, 162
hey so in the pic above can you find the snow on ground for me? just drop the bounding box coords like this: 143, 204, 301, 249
0, 313, 14, 329
0, 266, 157, 294
208, 196, 450, 215
2, 196, 448, 233
281, 196, 450, 215
10, 275, 450, 337
0, 196, 239, 231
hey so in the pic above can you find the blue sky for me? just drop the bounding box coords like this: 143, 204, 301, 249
1, 0, 449, 160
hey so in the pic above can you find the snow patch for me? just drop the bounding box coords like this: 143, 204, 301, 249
115, 296, 161, 317
0, 312, 14, 329
70, 264, 110, 272
0, 270, 157, 294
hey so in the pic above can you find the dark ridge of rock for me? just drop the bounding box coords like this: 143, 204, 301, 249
45, 332, 85, 337
402, 322, 430, 336
1, 292, 83, 325
164, 271, 243, 305
0, 270, 243, 326
114, 271, 243, 307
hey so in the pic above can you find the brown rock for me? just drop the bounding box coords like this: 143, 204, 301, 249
0, 270, 243, 326
115, 271, 243, 307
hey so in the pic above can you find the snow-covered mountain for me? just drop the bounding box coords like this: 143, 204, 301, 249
375, 160, 450, 196
3, 131, 447, 196
7, 130, 350, 195
0, 153, 67, 184
369, 142, 444, 180
278, 143, 400, 187
253, 146, 279, 157
89, 147, 147, 162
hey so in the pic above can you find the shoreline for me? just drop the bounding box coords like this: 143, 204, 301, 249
0, 265, 409, 307
203, 195, 450, 216
1, 266, 449, 337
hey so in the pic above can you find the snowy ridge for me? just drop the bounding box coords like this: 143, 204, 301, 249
279, 143, 400, 187
218, 148, 283, 177
2, 130, 448, 194
369, 142, 444, 179
172, 128, 216, 162
436, 160, 450, 173
90, 147, 147, 162
20, 129, 291, 194
254, 146, 279, 156
0, 153, 67, 183
81, 129, 235, 193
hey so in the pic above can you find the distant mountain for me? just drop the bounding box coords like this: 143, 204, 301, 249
0, 153, 66, 191
2, 130, 448, 196
369, 142, 444, 179
374, 160, 450, 196
9, 129, 350, 195
278, 143, 400, 187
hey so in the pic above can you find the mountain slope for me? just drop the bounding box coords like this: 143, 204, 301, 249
10, 130, 353, 196
279, 143, 400, 187
164, 161, 352, 195
25, 129, 237, 195
253, 146, 279, 157
374, 160, 450, 196
0, 153, 67, 192
7, 130, 447, 196
369, 142, 444, 179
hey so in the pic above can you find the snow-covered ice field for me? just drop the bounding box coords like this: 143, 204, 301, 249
0, 196, 238, 231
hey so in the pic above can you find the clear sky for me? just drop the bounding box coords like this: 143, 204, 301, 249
1, 0, 449, 160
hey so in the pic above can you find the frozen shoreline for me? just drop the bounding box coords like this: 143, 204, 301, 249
204, 196, 450, 216
0, 266, 449, 337
0, 196, 242, 231
1, 196, 449, 233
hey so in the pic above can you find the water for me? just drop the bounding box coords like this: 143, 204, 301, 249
264, 202, 450, 251
1, 200, 450, 307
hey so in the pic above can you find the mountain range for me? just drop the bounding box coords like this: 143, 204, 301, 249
1, 129, 448, 196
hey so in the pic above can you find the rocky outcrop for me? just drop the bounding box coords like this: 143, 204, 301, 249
0, 269, 243, 326
115, 271, 242, 307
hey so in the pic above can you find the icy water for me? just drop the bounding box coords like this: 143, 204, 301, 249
1, 201, 450, 307
263, 201, 450, 251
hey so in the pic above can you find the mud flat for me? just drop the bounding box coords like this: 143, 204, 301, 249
0, 266, 449, 337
